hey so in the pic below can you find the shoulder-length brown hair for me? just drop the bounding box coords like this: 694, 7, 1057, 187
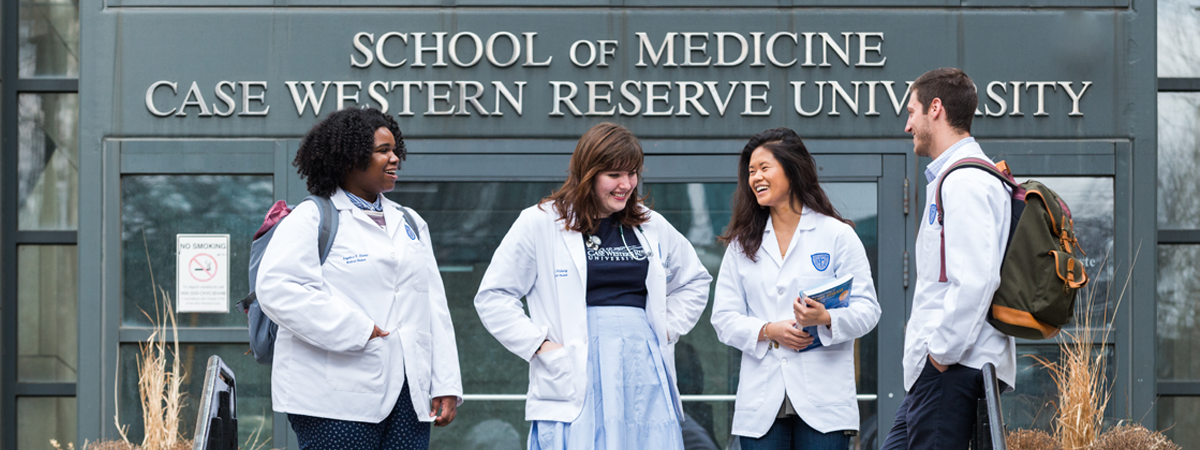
541, 122, 650, 233
718, 127, 853, 261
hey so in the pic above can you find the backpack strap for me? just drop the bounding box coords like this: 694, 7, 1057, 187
933, 158, 1018, 283
398, 205, 420, 241
304, 195, 339, 264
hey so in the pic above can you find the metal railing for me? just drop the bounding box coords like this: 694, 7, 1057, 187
973, 362, 1008, 450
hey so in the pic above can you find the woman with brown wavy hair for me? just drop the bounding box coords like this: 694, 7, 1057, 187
474, 122, 712, 450
711, 127, 880, 450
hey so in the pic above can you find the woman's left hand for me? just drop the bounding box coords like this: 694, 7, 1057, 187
430, 396, 458, 427
794, 296, 832, 328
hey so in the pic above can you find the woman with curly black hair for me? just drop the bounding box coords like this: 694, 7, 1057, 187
256, 108, 462, 450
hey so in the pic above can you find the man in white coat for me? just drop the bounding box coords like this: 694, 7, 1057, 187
880, 68, 1015, 450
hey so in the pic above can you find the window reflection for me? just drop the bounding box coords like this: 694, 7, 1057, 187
121, 175, 273, 327
1158, 93, 1200, 230
1158, 0, 1200, 78
18, 93, 78, 230
18, 0, 80, 77
17, 397, 75, 450
1157, 245, 1200, 381
1159, 397, 1200, 449
18, 245, 78, 382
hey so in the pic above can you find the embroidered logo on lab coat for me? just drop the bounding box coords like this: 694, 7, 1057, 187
929, 204, 938, 225
404, 223, 417, 240
811, 253, 831, 271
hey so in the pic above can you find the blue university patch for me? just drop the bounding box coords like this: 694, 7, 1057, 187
929, 204, 938, 225
404, 222, 417, 240
811, 253, 831, 271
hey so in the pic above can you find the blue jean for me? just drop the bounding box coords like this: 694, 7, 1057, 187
739, 415, 849, 450
288, 381, 430, 450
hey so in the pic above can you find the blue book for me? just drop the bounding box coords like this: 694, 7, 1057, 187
796, 274, 853, 352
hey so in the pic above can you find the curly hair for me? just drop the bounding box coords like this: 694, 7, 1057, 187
719, 127, 852, 262
293, 108, 406, 196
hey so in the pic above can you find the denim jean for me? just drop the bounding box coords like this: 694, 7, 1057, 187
739, 415, 849, 450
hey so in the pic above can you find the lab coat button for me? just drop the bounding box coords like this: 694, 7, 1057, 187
390, 252, 397, 259
781, 358, 788, 365
777, 287, 785, 295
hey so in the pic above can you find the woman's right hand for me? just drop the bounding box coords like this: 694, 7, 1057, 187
368, 325, 390, 341
765, 319, 814, 351
536, 340, 564, 355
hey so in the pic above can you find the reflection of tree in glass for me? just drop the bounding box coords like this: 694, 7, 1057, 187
1158, 0, 1200, 77
1156, 93, 1200, 385
121, 175, 272, 328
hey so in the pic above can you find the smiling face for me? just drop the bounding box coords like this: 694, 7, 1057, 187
905, 92, 935, 158
593, 169, 638, 217
341, 127, 399, 201
748, 146, 792, 212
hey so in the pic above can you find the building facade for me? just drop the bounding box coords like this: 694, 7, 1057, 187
4, 1, 1197, 449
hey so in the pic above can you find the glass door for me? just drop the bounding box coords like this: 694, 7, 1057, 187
388, 150, 910, 450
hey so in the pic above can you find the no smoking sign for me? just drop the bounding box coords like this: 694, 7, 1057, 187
177, 234, 230, 313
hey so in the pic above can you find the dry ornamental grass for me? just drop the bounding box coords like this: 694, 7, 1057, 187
1007, 429, 1061, 450
1087, 424, 1182, 450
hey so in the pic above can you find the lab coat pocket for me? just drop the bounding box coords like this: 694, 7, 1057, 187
734, 360, 766, 411
800, 346, 854, 407
409, 248, 431, 293
326, 338, 387, 393
529, 346, 575, 401
404, 331, 434, 401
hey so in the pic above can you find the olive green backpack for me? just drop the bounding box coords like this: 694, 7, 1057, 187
935, 158, 1089, 340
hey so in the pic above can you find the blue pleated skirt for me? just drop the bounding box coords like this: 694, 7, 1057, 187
529, 306, 684, 450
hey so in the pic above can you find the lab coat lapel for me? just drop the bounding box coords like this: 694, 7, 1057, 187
382, 202, 403, 239
559, 221, 587, 288
761, 217, 784, 267
632, 221, 669, 344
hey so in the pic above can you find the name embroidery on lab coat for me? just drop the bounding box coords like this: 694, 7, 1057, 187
343, 254, 367, 264
811, 253, 831, 271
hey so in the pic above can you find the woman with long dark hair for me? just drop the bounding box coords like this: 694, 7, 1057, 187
711, 127, 880, 450
474, 122, 712, 450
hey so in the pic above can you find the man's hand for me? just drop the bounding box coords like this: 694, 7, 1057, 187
928, 354, 948, 373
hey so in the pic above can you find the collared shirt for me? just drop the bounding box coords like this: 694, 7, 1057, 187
924, 136, 977, 183
344, 191, 383, 212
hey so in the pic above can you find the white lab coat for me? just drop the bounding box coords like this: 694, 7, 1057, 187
256, 188, 463, 423
473, 203, 713, 423
904, 141, 1015, 391
711, 208, 880, 438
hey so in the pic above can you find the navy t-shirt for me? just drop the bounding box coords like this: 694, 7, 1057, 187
585, 217, 650, 308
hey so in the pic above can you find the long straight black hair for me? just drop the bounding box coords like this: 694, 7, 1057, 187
718, 128, 853, 261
